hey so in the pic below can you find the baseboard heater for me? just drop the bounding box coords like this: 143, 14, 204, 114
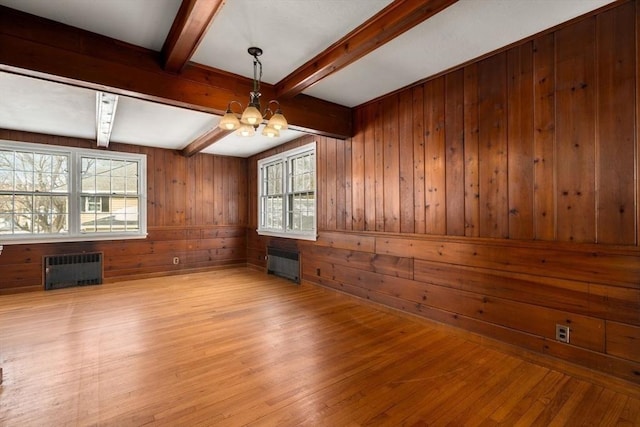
267, 247, 300, 283
44, 252, 103, 290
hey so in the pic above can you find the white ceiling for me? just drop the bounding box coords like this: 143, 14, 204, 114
0, 0, 616, 158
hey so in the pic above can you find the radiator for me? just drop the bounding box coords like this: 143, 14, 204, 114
44, 252, 103, 290
267, 247, 300, 283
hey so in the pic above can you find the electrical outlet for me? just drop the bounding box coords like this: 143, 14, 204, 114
555, 324, 570, 343
173, 257, 179, 265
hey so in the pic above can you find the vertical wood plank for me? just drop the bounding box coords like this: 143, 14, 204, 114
533, 33, 557, 241
445, 69, 465, 236
364, 105, 377, 231
335, 138, 346, 231
399, 90, 415, 233
326, 137, 338, 231
464, 64, 480, 237
238, 157, 248, 227
351, 108, 365, 231
247, 156, 257, 229
596, 2, 636, 245
213, 155, 224, 225
507, 42, 535, 240
383, 95, 400, 233
374, 101, 385, 232
413, 85, 426, 234
343, 138, 352, 231
556, 18, 596, 243
154, 149, 166, 226
317, 137, 327, 231
478, 53, 509, 238
141, 146, 156, 227
424, 77, 447, 235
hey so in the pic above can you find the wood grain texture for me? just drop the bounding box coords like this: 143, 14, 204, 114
1, 268, 638, 426
0, 130, 247, 292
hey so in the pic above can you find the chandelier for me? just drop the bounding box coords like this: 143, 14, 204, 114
218, 47, 288, 137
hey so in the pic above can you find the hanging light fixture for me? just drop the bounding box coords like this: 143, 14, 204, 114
218, 47, 288, 137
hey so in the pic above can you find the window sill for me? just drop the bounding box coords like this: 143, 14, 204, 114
257, 229, 317, 241
0, 232, 148, 245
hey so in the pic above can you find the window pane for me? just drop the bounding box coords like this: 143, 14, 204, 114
15, 152, 33, 171
96, 175, 110, 193
0, 170, 12, 191
82, 175, 96, 193
14, 170, 33, 191
0, 213, 12, 233
14, 214, 32, 233
96, 158, 111, 175
111, 176, 126, 193
14, 195, 32, 213
0, 151, 14, 170
111, 160, 126, 176
33, 153, 52, 172
51, 173, 68, 192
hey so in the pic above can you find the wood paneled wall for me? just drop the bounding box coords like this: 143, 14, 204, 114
0, 130, 248, 293
248, 1, 640, 385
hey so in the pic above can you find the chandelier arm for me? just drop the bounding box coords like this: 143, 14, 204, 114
227, 100, 244, 114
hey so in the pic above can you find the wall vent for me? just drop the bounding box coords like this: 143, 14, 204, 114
267, 247, 300, 283
44, 252, 103, 290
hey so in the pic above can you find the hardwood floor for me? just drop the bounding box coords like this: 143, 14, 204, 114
0, 267, 638, 426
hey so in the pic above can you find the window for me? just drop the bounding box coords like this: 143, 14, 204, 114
0, 140, 146, 244
258, 142, 316, 240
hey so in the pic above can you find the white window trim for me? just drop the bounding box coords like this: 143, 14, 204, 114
257, 142, 317, 241
0, 140, 147, 245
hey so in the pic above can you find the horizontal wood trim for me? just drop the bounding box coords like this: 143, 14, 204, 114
377, 236, 640, 289
304, 245, 412, 279
313, 231, 376, 252
606, 321, 640, 363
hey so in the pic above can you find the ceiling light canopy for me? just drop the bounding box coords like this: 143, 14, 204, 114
218, 47, 288, 138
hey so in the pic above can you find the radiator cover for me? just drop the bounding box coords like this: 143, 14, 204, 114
44, 252, 103, 290
267, 247, 300, 283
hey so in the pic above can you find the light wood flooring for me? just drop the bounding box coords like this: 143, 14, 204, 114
1, 268, 639, 426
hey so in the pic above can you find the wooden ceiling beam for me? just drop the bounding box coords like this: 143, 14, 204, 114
162, 0, 224, 73
275, 0, 458, 99
181, 127, 231, 157
0, 6, 352, 142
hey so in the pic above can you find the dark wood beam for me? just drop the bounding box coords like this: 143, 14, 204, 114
162, 0, 224, 73
0, 6, 352, 140
275, 0, 458, 99
181, 126, 231, 157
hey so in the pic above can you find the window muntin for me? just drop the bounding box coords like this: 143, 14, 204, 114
258, 142, 316, 240
0, 141, 146, 243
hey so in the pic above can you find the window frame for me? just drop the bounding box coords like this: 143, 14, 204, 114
257, 142, 316, 241
0, 140, 147, 244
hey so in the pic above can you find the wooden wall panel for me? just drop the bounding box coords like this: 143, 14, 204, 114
445, 69, 465, 236
351, 108, 365, 231
399, 90, 415, 233
0, 130, 248, 292
424, 77, 447, 235
246, 0, 640, 385
555, 18, 597, 243
383, 95, 400, 233
413, 85, 426, 234
507, 42, 535, 240
364, 105, 377, 231
477, 53, 509, 238
532, 33, 557, 241
596, 2, 636, 244
463, 64, 480, 237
